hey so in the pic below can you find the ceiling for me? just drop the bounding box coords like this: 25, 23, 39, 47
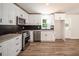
17, 3, 79, 14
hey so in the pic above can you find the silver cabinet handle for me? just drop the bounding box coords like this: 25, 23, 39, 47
16, 49, 19, 52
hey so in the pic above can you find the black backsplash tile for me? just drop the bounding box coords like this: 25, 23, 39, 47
0, 25, 21, 35
0, 25, 41, 36
0, 25, 53, 36
19, 25, 41, 30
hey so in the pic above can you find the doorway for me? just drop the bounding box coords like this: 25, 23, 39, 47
54, 20, 65, 41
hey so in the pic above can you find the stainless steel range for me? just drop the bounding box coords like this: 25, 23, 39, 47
22, 31, 30, 51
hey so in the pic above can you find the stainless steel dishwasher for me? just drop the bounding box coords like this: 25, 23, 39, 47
33, 31, 41, 42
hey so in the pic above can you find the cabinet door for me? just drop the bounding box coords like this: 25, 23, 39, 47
15, 5, 20, 17
7, 35, 22, 56
49, 31, 55, 41
1, 35, 22, 56
2, 4, 9, 25
52, 32, 55, 41
50, 15, 54, 25
24, 12, 29, 25
0, 4, 3, 25
25, 14, 29, 25
46, 32, 51, 41
1, 41, 8, 56
1, 39, 16, 56
28, 15, 41, 25
7, 39, 16, 56
0, 3, 16, 25
18, 8, 24, 18
41, 31, 47, 42
16, 35, 22, 50
8, 4, 16, 25
41, 31, 55, 42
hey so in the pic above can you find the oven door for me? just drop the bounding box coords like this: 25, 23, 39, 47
22, 31, 30, 51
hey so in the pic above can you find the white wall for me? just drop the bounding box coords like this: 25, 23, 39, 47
66, 14, 79, 39
69, 14, 79, 39
64, 15, 71, 39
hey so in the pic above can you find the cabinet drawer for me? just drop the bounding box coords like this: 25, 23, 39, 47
15, 41, 21, 55
15, 35, 22, 43
16, 42, 21, 50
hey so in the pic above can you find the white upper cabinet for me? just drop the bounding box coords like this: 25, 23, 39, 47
25, 13, 29, 25
28, 14, 41, 25
14, 4, 24, 17
0, 3, 28, 25
7, 4, 16, 25
48, 15, 54, 29
2, 4, 9, 25
0, 3, 16, 25
55, 13, 66, 20
50, 15, 54, 25
41, 14, 54, 29
0, 4, 3, 25
14, 5, 20, 17
28, 14, 54, 26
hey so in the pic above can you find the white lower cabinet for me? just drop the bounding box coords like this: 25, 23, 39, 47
7, 39, 16, 56
41, 31, 55, 42
29, 31, 55, 42
1, 35, 22, 56
15, 35, 22, 55
1, 41, 9, 56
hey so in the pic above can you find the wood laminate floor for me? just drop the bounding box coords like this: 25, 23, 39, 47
19, 39, 79, 56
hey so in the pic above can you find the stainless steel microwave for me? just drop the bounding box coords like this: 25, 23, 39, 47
16, 16, 26, 25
